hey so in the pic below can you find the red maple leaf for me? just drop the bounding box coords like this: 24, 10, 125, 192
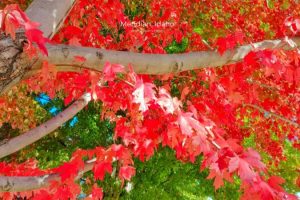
33, 190, 52, 200
177, 112, 207, 137
56, 162, 81, 181
0, 5, 49, 55
24, 21, 48, 55
74, 55, 86, 62
91, 185, 103, 200
93, 161, 113, 180
216, 31, 244, 55
228, 156, 257, 182
132, 78, 156, 112
157, 88, 181, 114
118, 166, 136, 181
103, 62, 125, 81
206, 169, 224, 190
267, 176, 285, 192
242, 148, 266, 171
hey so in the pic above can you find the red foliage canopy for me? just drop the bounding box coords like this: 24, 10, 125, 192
0, 0, 299, 199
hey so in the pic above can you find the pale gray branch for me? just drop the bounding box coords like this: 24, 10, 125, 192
0, 93, 91, 159
0, 158, 95, 192
243, 103, 300, 128
25, 37, 300, 76
25, 0, 76, 38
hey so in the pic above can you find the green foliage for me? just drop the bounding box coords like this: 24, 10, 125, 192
120, 147, 240, 200
34, 101, 113, 169
272, 141, 300, 193
165, 38, 189, 54
2, 100, 114, 169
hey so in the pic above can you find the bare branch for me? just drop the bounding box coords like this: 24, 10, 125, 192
0, 159, 95, 192
25, 0, 76, 38
25, 37, 300, 76
243, 103, 300, 128
0, 93, 91, 159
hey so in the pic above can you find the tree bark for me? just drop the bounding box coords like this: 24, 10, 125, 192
0, 0, 76, 95
0, 33, 37, 94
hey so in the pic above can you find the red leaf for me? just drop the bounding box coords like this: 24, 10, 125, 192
243, 148, 266, 171
207, 170, 224, 190
56, 157, 84, 181
91, 185, 103, 200
93, 161, 113, 180
119, 166, 136, 181
132, 78, 156, 112
267, 176, 285, 192
74, 55, 86, 62
103, 62, 125, 81
56, 161, 82, 181
157, 88, 180, 114
216, 31, 244, 55
53, 185, 74, 200
238, 159, 257, 182
24, 22, 48, 55
228, 156, 239, 173
177, 112, 206, 136
0, 5, 49, 56
180, 86, 190, 101
228, 155, 257, 182
33, 190, 52, 200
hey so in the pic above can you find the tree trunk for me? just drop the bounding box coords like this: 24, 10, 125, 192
0, 0, 76, 95
0, 33, 36, 94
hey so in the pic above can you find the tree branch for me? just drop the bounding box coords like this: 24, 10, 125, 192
243, 103, 300, 128
0, 0, 87, 156
25, 0, 76, 38
0, 158, 95, 192
0, 93, 91, 159
24, 37, 300, 76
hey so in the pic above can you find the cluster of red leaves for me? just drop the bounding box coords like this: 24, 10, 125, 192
18, 61, 298, 199
52, 0, 300, 53
0, 0, 28, 10
50, 0, 300, 159
185, 49, 300, 163
0, 4, 48, 55
0, 0, 300, 199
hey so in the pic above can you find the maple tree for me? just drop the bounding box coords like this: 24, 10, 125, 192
0, 0, 300, 199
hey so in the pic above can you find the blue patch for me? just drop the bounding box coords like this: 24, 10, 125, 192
77, 193, 87, 199
49, 106, 59, 115
69, 116, 79, 127
35, 93, 51, 105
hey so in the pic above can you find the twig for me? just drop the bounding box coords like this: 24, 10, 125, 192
243, 103, 300, 128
